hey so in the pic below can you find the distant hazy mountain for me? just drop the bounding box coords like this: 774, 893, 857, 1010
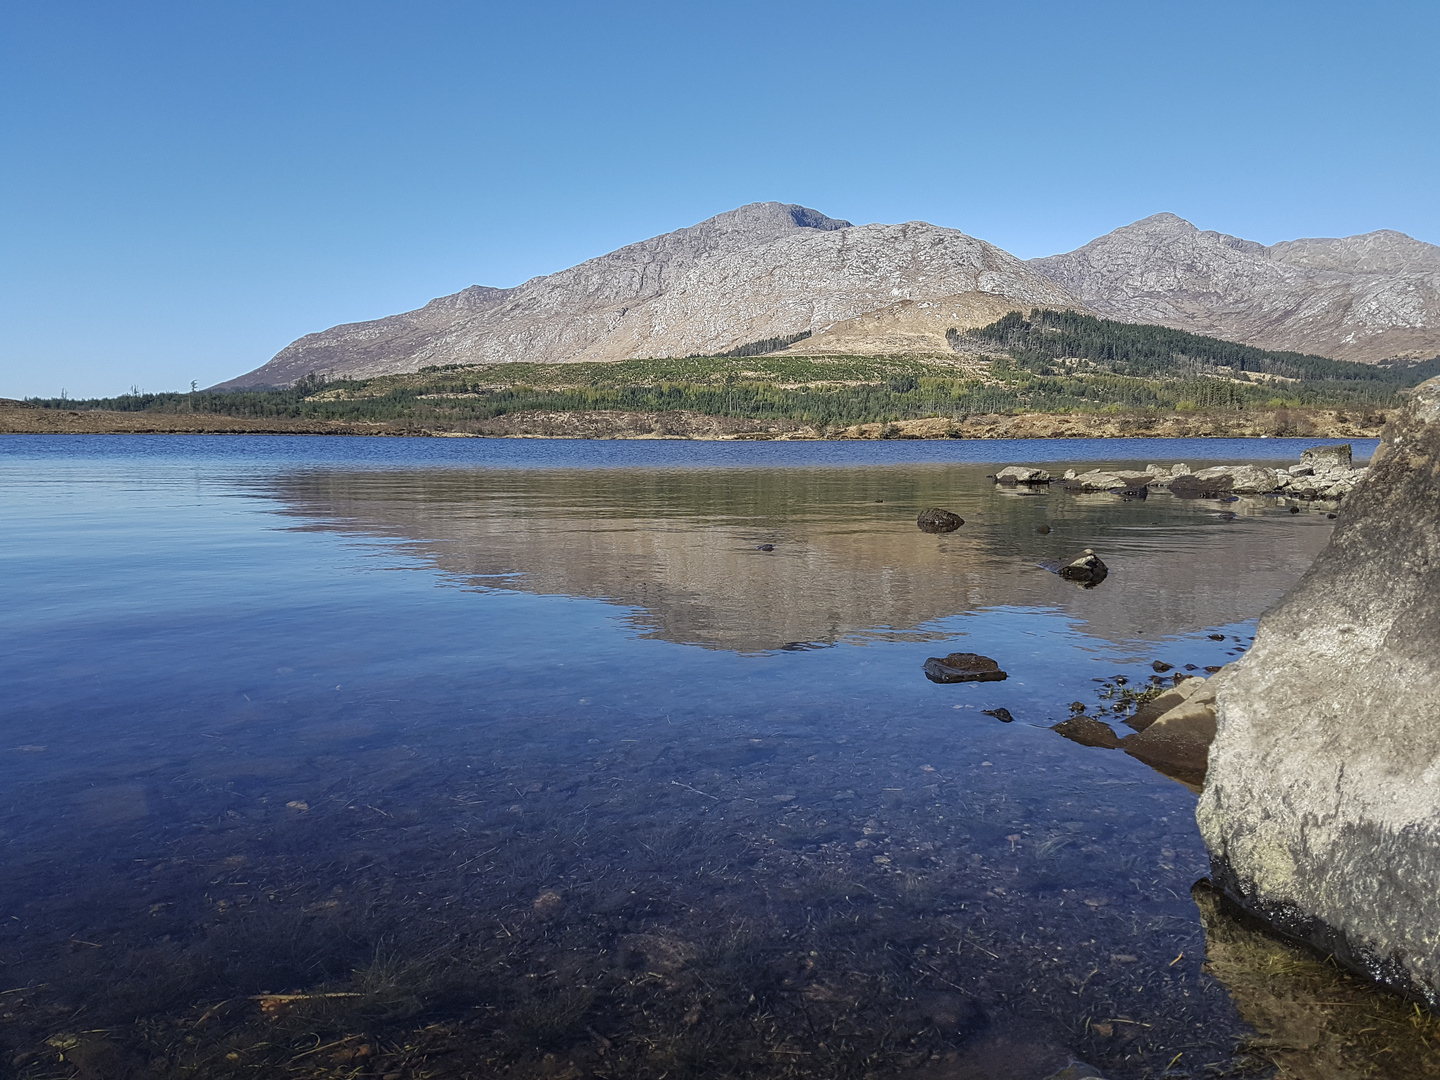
215, 202, 1083, 388
1029, 213, 1440, 364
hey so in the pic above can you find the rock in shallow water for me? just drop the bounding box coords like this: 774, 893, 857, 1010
1199, 377, 1440, 1007
1040, 548, 1108, 587
923, 652, 1007, 683
916, 507, 964, 533
994, 465, 1052, 485
1051, 715, 1123, 749
1122, 670, 1230, 790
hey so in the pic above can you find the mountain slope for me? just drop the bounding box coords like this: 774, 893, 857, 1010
217, 203, 1082, 388
1030, 214, 1440, 364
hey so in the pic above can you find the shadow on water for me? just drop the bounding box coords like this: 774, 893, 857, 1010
0, 438, 1420, 1079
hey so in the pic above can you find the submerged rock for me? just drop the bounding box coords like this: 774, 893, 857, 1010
1122, 670, 1230, 790
916, 507, 964, 533
1051, 715, 1123, 749
1124, 675, 1206, 731
994, 465, 1052, 485
923, 652, 1007, 683
1199, 378, 1440, 1007
981, 707, 1015, 723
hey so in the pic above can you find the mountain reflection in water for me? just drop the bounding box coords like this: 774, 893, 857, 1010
261, 463, 1333, 651
4, 436, 1426, 1080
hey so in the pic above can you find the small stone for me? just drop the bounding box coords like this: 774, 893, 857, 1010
923, 652, 1007, 683
1151, 660, 1173, 673
1209, 633, 1226, 640
1043, 548, 1108, 587
982, 707, 1014, 723
916, 507, 964, 533
533, 891, 565, 920
755, 543, 775, 551
1036, 524, 1051, 534
1289, 505, 1300, 514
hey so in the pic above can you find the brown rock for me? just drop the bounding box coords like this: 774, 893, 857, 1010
916, 507, 964, 533
1051, 716, 1123, 749
923, 652, 1007, 684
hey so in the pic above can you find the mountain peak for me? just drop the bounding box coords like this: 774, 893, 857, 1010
1129, 212, 1196, 231
1030, 217, 1440, 363
686, 201, 851, 236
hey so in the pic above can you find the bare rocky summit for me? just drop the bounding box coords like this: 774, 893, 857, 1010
1030, 213, 1440, 364
216, 203, 1081, 387
217, 204, 1440, 388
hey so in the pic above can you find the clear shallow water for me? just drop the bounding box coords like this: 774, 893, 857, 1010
1, 434, 1416, 1080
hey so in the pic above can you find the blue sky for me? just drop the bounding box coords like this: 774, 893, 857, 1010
3, 1, 1437, 397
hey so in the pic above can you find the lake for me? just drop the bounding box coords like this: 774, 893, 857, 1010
3, 434, 1422, 1080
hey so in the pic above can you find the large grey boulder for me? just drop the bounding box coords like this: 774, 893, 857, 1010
1198, 376, 1440, 1006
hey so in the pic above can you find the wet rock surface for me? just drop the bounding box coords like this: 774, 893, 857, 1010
923, 652, 1008, 683
1199, 377, 1440, 1007
1041, 549, 1109, 587
917, 507, 965, 533
1051, 716, 1124, 749
1121, 670, 1229, 791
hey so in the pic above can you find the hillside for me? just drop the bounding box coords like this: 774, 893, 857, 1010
215, 203, 1083, 388
1029, 213, 1440, 364
31, 311, 1432, 441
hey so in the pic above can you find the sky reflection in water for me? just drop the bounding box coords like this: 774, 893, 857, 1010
4, 434, 1422, 1080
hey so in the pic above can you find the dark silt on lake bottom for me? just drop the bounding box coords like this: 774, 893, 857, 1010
3, 434, 1436, 1080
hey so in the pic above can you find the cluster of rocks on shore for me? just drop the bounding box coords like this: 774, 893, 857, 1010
995, 443, 1366, 502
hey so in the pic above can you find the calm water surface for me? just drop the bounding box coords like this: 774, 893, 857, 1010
4, 435, 1422, 1080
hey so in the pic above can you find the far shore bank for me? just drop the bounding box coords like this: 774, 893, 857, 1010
0, 404, 1386, 441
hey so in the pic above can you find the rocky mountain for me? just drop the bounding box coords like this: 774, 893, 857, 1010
1030, 214, 1440, 364
216, 202, 1083, 387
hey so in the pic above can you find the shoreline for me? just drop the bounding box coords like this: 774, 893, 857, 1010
0, 405, 1387, 441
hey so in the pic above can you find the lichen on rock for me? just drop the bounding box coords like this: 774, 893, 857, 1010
1198, 376, 1440, 1007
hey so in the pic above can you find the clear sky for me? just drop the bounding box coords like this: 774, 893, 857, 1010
3, 1, 1437, 397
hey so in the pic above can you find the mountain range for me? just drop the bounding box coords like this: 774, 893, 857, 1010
217, 203, 1440, 388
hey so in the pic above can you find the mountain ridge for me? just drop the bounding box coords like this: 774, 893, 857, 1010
215, 203, 1083, 388
215, 204, 1440, 388
1029, 213, 1440, 364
